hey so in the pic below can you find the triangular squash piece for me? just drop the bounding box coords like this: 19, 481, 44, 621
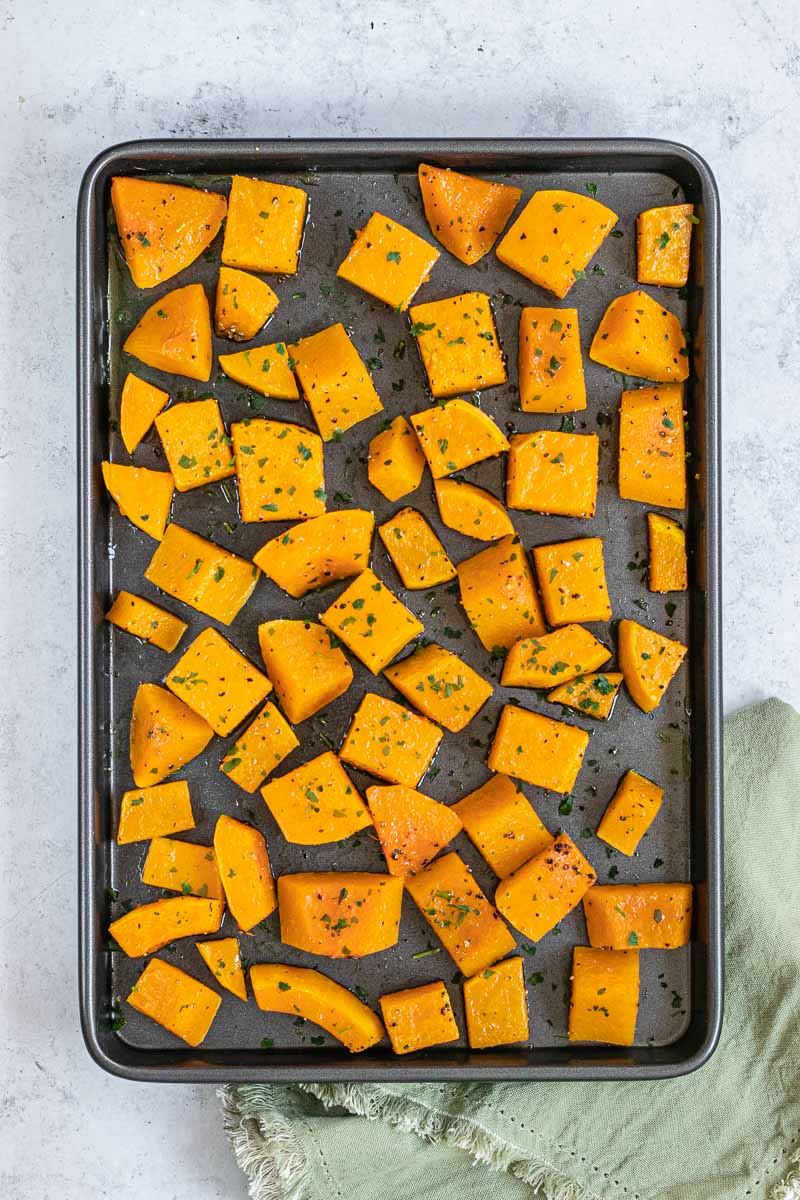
101, 461, 173, 539
418, 163, 521, 265
130, 683, 214, 786
411, 398, 510, 478
195, 937, 248, 1001
124, 283, 212, 381
434, 478, 514, 541
120, 372, 169, 453
111, 177, 227, 289
216, 267, 279, 341
618, 619, 687, 713
366, 784, 462, 876
548, 672, 623, 719
218, 342, 299, 399
589, 291, 688, 383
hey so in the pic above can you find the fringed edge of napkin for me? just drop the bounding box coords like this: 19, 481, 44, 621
770, 1148, 800, 1200
220, 1085, 315, 1200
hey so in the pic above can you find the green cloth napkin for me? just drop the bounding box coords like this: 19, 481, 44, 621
222, 699, 800, 1200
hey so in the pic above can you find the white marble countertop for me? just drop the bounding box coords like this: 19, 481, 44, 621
2, 0, 799, 1196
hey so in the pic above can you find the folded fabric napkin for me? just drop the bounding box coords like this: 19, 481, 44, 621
222, 699, 800, 1200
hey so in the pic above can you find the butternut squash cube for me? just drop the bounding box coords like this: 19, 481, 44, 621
117, 779, 194, 845
368, 416, 426, 502
166, 628, 271, 736
518, 307, 586, 413
222, 175, 307, 275
124, 283, 212, 381
141, 836, 224, 899
411, 398, 509, 477
453, 775, 552, 878
154, 398, 234, 492
648, 513, 688, 592
501, 624, 611, 689
457, 534, 546, 652
128, 958, 221, 1047
434, 478, 514, 541
337, 211, 440, 310
380, 981, 458, 1054
250, 963, 384, 1053
278, 871, 403, 958
548, 672, 623, 720
253, 510, 374, 599
258, 619, 353, 723
145, 523, 260, 625
384, 643, 492, 733
339, 692, 442, 787
597, 769, 664, 856
495, 833, 597, 942
366, 784, 462, 876
463, 956, 529, 1049
533, 537, 612, 626
101, 461, 173, 540
218, 341, 300, 400
109, 895, 225, 957
213, 814, 277, 932
405, 852, 516, 976
195, 937, 247, 1001
111, 177, 227, 290
637, 204, 695, 288
583, 883, 693, 949
619, 385, 686, 509
409, 292, 506, 396
590, 290, 689, 383
106, 591, 188, 653
618, 618, 687, 713
231, 418, 325, 523
568, 947, 639, 1045
488, 706, 589, 794
260, 751, 369, 845
129, 683, 214, 787
418, 163, 521, 265
119, 372, 169, 453
219, 701, 300, 793
319, 569, 423, 674
378, 507, 456, 589
496, 189, 618, 299
290, 324, 383, 441
215, 266, 279, 341
507, 431, 599, 518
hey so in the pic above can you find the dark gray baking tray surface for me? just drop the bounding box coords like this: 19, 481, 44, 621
78, 139, 721, 1082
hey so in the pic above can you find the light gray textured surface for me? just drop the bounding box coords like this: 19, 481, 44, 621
1, 0, 798, 1196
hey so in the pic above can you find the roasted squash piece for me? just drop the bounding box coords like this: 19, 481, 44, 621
117, 779, 195, 845
495, 833, 597, 942
123, 283, 213, 381
290, 323, 383, 441
109, 895, 225, 957
507, 430, 599, 518
278, 871, 404, 958
366, 784, 462, 876
434, 478, 514, 541
129, 683, 214, 787
258, 620, 353, 723
222, 175, 307, 275
583, 883, 693, 949
517, 307, 586, 413
457, 534, 546, 652
215, 266, 279, 341
496, 189, 618, 298
453, 775, 552, 878
405, 852, 516, 976
260, 751, 369, 845
250, 963, 384, 1052
418, 163, 521, 265
618, 618, 687, 713
367, 415, 426, 502
166, 627, 271, 736
409, 292, 506, 397
533, 536, 612, 626
648, 513, 688, 592
637, 204, 695, 288
253, 510, 374, 598
463, 956, 529, 1049
411, 398, 509, 478
111, 177, 226, 289
568, 947, 639, 1045
378, 508, 456, 589
501, 624, 611, 689
619, 385, 686, 508
339, 692, 442, 787
101, 461, 173, 540
488, 706, 588, 794
590, 290, 689, 383
213, 814, 277, 932
141, 836, 224, 899
219, 701, 299, 793
337, 211, 440, 310
127, 958, 222, 1047
384, 643, 493, 733
119, 372, 169, 453
319, 569, 423, 674
548, 672, 623, 720
380, 981, 458, 1054
195, 937, 247, 1001
155, 398, 235, 492
596, 769, 664, 856
218, 342, 300, 400
145, 523, 260, 625
106, 591, 188, 653
231, 418, 325, 523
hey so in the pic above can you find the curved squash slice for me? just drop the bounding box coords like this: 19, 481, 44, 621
411, 398, 509, 478
366, 784, 462, 876
111, 177, 226, 289
278, 871, 403, 958
501, 624, 611, 689
250, 963, 384, 1053
119, 373, 169, 453
258, 620, 353, 724
368, 416, 426, 502
101, 461, 173, 540
124, 283, 213, 381
218, 342, 299, 399
215, 267, 279, 341
195, 937, 248, 1001
260, 751, 369, 845
590, 290, 688, 383
253, 510, 374, 598
213, 814, 277, 933
418, 163, 521, 265
109, 895, 224, 957
618, 619, 687, 713
547, 672, 623, 720
434, 479, 513, 541
130, 683, 214, 787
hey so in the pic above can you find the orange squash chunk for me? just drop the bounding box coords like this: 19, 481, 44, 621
106, 591, 188, 653
141, 836, 224, 899
213, 814, 277, 932
367, 415, 426, 502
260, 751, 369, 845
101, 461, 173, 540
648, 513, 688, 592
154, 398, 234, 492
129, 683, 214, 787
411, 398, 509, 478
278, 871, 403, 958
219, 701, 299, 793
215, 266, 279, 341
548, 672, 623, 720
501, 624, 611, 689
231, 418, 325, 523
258, 620, 353, 724
533, 537, 612, 626
219, 341, 300, 400
457, 534, 546, 653
195, 937, 247, 1001
568, 947, 639, 1045
495, 833, 597, 942
253, 510, 374, 598
127, 958, 222, 1047
166, 628, 271, 735
319, 569, 423, 674
124, 283, 212, 381
337, 211, 440, 310
637, 204, 695, 288
111, 177, 226, 289
618, 618, 687, 713
597, 769, 664, 856
378, 508, 456, 589
488, 706, 588, 794
453, 775, 552, 878
464, 956, 529, 1049
290, 323, 383, 441
405, 852, 516, 976
434, 479, 513, 541
366, 784, 462, 876
250, 963, 384, 1053
117, 779, 194, 845
409, 292, 506, 397
109, 895, 225, 957
145, 523, 260, 625
619, 385, 686, 508
418, 163, 521, 265
380, 981, 458, 1054
496, 189, 618, 298
518, 307, 586, 413
340, 692, 442, 787
384, 643, 492, 733
507, 430, 599, 518
222, 175, 307, 274
583, 883, 693, 949
590, 291, 689, 383
119, 372, 169, 453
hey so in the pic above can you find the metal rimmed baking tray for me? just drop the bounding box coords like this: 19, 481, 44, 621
78, 138, 722, 1082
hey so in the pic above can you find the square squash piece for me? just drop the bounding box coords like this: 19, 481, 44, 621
488, 706, 589, 794
464, 956, 529, 1049
117, 780, 194, 845
596, 769, 664, 856
533, 537, 612, 626
409, 292, 506, 397
618, 385, 686, 509
457, 534, 546, 652
219, 701, 300, 793
166, 627, 271, 735
339, 692, 442, 787
453, 775, 552, 878
637, 204, 695, 288
144, 523, 259, 625
337, 212, 440, 310
518, 307, 586, 412
319, 568, 423, 674
507, 431, 599, 518
568, 947, 639, 1045
380, 981, 458, 1054
231, 418, 325, 523
141, 836, 224, 899
495, 833, 597, 942
290, 324, 383, 441
261, 751, 370, 845
222, 175, 307, 275
128, 958, 221, 1048
583, 883, 693, 950
155, 398, 235, 492
106, 590, 187, 653
384, 643, 493, 733
258, 619, 353, 723
378, 507, 456, 589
